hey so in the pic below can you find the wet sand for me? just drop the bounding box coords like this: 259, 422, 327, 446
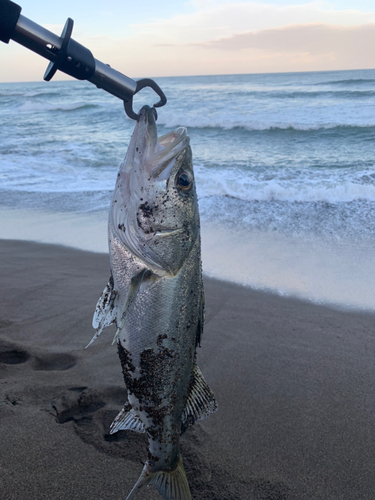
1, 239, 375, 500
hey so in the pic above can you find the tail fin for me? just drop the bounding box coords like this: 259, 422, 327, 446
126, 455, 191, 500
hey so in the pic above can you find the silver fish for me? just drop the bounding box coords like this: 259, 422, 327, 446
88, 106, 217, 500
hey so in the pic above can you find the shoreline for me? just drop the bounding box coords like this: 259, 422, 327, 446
2, 204, 375, 313
1, 239, 375, 499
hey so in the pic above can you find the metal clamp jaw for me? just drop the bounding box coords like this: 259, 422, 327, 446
0, 0, 167, 120
124, 79, 167, 121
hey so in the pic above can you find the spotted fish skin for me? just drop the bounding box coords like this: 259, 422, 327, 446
114, 235, 202, 470
90, 106, 217, 500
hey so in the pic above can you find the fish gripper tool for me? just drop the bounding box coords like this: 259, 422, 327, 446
0, 0, 167, 120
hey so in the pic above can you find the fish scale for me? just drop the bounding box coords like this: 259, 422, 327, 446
89, 106, 217, 500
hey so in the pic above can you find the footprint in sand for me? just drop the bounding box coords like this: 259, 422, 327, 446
51, 386, 106, 424
0, 319, 13, 329
32, 353, 76, 371
50, 385, 148, 462
0, 339, 76, 371
0, 342, 29, 365
49, 386, 291, 500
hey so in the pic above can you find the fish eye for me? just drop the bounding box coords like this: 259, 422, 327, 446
176, 169, 193, 193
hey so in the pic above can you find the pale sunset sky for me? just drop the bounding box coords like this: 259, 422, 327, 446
1, 0, 375, 82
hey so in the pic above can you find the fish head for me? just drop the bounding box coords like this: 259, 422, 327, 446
110, 105, 200, 275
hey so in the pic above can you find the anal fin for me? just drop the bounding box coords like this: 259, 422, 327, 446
182, 364, 217, 430
110, 403, 145, 435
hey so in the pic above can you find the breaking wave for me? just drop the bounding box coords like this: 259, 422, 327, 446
158, 116, 375, 133
17, 101, 101, 113
2, 69, 375, 247
196, 167, 375, 204
200, 181, 375, 204
316, 78, 375, 86
223, 90, 375, 99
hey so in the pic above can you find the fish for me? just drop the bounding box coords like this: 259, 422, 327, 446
88, 105, 217, 500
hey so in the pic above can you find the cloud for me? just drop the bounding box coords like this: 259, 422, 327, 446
71, 18, 375, 78
2, 1, 375, 81
196, 23, 375, 56
131, 1, 375, 43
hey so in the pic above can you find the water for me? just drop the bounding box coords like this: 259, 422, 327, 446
1, 69, 375, 310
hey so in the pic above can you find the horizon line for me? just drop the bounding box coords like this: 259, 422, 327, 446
1, 67, 375, 85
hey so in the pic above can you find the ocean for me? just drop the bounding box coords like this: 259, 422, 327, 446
1, 69, 375, 310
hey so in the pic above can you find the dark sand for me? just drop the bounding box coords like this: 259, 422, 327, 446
1, 239, 375, 500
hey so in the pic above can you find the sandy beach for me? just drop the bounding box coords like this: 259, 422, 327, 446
1, 239, 375, 500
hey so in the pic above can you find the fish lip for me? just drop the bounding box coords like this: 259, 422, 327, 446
138, 227, 183, 241
139, 104, 157, 122
137, 105, 158, 160
139, 104, 157, 123
154, 228, 183, 237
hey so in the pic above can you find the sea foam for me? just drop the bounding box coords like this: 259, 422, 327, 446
2, 70, 375, 309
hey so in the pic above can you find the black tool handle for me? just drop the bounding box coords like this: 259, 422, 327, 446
0, 0, 137, 102
0, 0, 167, 119
0, 0, 21, 43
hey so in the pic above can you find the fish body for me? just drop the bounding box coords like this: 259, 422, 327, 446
89, 106, 217, 500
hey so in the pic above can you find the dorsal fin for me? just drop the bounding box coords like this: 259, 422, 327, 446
87, 274, 117, 348
182, 364, 217, 431
195, 289, 205, 348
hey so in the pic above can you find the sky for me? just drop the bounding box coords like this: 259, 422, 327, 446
1, 0, 375, 82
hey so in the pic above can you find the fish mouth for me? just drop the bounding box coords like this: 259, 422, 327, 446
149, 129, 189, 179
111, 107, 191, 272
136, 106, 189, 179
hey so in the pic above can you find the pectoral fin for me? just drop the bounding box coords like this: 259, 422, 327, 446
182, 364, 217, 431
111, 268, 148, 345
86, 274, 117, 348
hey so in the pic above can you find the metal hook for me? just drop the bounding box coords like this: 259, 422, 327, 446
124, 78, 167, 121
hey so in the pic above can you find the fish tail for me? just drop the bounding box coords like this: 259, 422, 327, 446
125, 455, 191, 500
